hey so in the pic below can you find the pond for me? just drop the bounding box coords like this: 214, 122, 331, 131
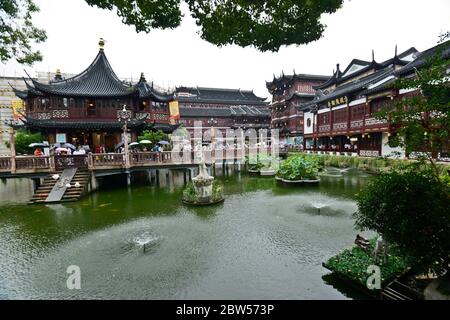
0, 167, 373, 299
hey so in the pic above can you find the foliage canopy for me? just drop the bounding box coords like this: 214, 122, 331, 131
354, 165, 450, 275
0, 0, 46, 65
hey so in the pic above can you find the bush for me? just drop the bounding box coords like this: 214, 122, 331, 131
182, 181, 223, 203
354, 166, 450, 275
324, 239, 412, 288
277, 154, 321, 180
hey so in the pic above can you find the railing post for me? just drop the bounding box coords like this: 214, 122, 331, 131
9, 127, 16, 173
50, 155, 56, 172
87, 154, 93, 170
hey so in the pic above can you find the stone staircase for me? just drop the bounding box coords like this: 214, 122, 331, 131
382, 279, 424, 300
29, 170, 91, 204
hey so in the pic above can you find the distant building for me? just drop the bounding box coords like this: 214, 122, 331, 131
266, 72, 330, 145
175, 86, 270, 134
298, 46, 428, 157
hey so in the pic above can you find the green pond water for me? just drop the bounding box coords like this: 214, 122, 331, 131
0, 167, 373, 299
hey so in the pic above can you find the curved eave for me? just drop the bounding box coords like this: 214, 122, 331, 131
10, 84, 29, 99
145, 122, 181, 133
22, 117, 147, 130
29, 78, 136, 98
176, 97, 269, 106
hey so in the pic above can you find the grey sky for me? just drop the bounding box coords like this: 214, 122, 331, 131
2, 0, 449, 98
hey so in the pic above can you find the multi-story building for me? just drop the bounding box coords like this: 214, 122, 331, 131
11, 40, 176, 152
300, 42, 449, 158
175, 86, 270, 134
266, 72, 329, 145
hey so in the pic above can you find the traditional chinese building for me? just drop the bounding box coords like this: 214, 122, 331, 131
300, 46, 423, 157
175, 86, 270, 134
12, 40, 177, 152
266, 72, 329, 145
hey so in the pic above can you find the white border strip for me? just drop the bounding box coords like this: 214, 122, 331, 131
349, 97, 366, 106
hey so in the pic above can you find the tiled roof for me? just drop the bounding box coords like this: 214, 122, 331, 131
301, 67, 395, 108
28, 50, 135, 97
176, 87, 268, 105
314, 47, 417, 90
395, 40, 450, 76
135, 74, 174, 102
266, 72, 329, 88
22, 117, 147, 129
179, 105, 270, 118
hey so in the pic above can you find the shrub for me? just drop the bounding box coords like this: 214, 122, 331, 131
182, 181, 224, 203
324, 239, 412, 288
354, 166, 450, 275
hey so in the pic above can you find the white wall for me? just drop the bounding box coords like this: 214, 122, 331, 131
381, 132, 405, 158
304, 111, 314, 135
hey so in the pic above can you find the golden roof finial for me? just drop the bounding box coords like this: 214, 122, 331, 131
99, 38, 105, 51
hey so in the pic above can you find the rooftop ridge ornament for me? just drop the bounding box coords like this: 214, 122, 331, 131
54, 68, 62, 81
139, 72, 146, 82
99, 38, 105, 51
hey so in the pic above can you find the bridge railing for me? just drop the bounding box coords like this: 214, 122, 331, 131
89, 153, 125, 169
15, 156, 52, 171
54, 155, 88, 171
0, 157, 12, 172
0, 147, 283, 174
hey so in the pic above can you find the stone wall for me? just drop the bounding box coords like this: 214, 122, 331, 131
0, 77, 27, 155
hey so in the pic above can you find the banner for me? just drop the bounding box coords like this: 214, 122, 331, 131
11, 99, 25, 120
169, 100, 180, 124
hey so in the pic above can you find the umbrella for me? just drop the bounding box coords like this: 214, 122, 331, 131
63, 143, 76, 150
50, 143, 63, 150
55, 147, 69, 153
139, 140, 152, 144
158, 140, 169, 145
29, 142, 48, 148
115, 142, 124, 150
129, 142, 140, 147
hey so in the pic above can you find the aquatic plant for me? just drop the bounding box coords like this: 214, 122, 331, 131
277, 154, 320, 181
324, 238, 412, 288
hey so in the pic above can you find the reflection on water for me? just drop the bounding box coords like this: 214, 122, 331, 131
0, 165, 372, 299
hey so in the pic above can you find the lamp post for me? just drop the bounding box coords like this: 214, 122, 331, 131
4, 119, 18, 173
118, 105, 132, 169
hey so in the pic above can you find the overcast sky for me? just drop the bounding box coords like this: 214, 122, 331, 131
2, 0, 449, 98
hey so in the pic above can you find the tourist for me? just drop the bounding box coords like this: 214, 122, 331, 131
34, 148, 43, 156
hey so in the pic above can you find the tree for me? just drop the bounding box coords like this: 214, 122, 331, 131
84, 0, 344, 52
354, 165, 450, 275
377, 34, 449, 176
3, 0, 344, 64
5, 129, 44, 154
0, 0, 47, 65
138, 129, 168, 148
